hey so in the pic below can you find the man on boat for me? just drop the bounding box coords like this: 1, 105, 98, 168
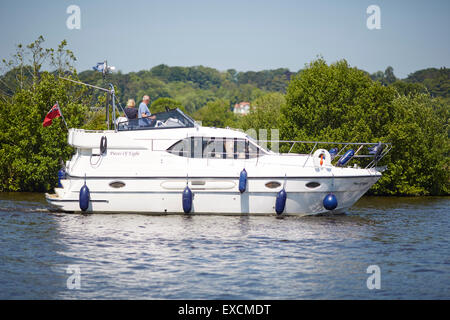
138, 95, 156, 126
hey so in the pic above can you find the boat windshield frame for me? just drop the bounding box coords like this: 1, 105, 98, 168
117, 108, 196, 131
245, 135, 271, 154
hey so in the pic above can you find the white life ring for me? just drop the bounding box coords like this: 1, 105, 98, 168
313, 149, 332, 167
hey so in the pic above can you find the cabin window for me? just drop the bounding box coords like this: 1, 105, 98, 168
167, 137, 264, 159
247, 141, 259, 158
265, 181, 281, 189
109, 181, 126, 188
305, 182, 321, 189
167, 138, 189, 157
203, 137, 225, 159
235, 139, 247, 159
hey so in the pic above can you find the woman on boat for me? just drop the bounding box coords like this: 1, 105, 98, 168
124, 99, 138, 119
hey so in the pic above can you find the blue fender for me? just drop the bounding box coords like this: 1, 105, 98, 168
323, 193, 338, 210
239, 169, 247, 193
337, 149, 355, 167
329, 147, 339, 160
79, 183, 90, 212
182, 186, 193, 213
57, 168, 66, 188
275, 189, 287, 215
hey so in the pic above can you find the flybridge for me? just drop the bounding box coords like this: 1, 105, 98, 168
60, 60, 197, 132
117, 108, 196, 131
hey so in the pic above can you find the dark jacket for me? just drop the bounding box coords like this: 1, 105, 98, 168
124, 107, 138, 119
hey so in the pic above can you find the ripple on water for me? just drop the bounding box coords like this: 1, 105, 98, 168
0, 194, 449, 299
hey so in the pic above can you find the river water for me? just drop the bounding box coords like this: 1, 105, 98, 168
0, 193, 448, 299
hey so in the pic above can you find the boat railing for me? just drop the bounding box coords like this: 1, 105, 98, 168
256, 139, 392, 168
141, 137, 391, 169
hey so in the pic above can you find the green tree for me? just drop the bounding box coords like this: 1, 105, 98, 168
390, 80, 427, 96
193, 99, 237, 127
370, 66, 398, 86
383, 66, 397, 85
0, 37, 92, 191
238, 92, 285, 132
282, 58, 449, 195
282, 59, 396, 146
151, 97, 186, 114
373, 94, 449, 195
404, 67, 450, 103
0, 73, 89, 191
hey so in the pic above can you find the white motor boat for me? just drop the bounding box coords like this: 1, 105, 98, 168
46, 106, 390, 216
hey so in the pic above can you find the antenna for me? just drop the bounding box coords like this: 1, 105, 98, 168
59, 59, 118, 131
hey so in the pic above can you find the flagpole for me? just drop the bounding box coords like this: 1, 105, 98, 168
56, 101, 69, 130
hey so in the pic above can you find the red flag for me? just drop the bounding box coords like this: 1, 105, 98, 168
43, 104, 62, 127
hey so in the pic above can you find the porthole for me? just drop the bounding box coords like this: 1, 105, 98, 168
265, 181, 281, 189
109, 181, 126, 188
305, 181, 321, 189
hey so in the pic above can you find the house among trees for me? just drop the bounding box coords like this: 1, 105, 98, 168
233, 102, 251, 115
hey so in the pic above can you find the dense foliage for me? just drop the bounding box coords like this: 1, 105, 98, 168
405, 67, 450, 101
282, 60, 397, 144
0, 38, 90, 191
378, 95, 449, 195
150, 97, 186, 114
277, 60, 448, 195
0, 37, 448, 195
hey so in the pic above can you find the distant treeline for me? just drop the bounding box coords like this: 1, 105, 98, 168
73, 63, 450, 114
1, 45, 448, 114
0, 37, 448, 195
75, 65, 295, 114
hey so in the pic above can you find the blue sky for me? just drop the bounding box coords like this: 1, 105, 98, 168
0, 0, 448, 78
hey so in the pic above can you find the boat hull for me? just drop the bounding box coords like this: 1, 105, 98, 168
46, 175, 380, 215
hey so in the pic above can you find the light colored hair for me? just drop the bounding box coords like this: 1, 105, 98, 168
142, 95, 150, 101
126, 99, 135, 107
